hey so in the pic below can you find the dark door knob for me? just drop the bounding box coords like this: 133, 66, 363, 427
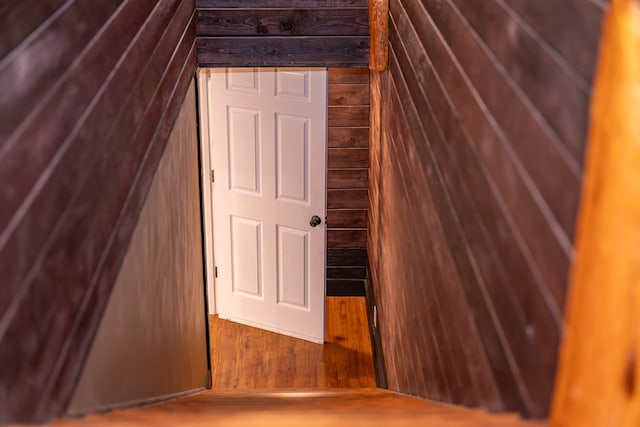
309, 215, 322, 227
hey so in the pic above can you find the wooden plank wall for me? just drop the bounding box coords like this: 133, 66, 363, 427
195, 0, 370, 67
0, 0, 197, 423
327, 68, 370, 296
368, 0, 606, 419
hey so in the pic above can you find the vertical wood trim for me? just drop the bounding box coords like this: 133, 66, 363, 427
551, 1, 640, 426
368, 0, 388, 71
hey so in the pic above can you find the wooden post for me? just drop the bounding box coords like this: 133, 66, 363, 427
369, 0, 389, 71
550, 1, 640, 426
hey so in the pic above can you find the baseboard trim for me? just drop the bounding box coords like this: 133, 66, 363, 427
65, 387, 206, 418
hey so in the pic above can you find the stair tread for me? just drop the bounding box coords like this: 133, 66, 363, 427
42, 388, 546, 427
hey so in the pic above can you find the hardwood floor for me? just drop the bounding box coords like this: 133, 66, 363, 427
209, 296, 376, 388
45, 389, 546, 426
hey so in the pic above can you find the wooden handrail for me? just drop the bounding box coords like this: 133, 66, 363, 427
550, 1, 640, 425
369, 0, 389, 71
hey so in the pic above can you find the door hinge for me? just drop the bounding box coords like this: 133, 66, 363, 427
210, 170, 215, 183
215, 266, 218, 278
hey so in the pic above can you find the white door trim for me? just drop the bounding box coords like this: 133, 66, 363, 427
197, 69, 216, 314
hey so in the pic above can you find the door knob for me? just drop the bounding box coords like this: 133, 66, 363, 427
309, 215, 322, 227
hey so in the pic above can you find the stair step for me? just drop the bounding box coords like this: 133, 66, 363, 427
41, 389, 547, 426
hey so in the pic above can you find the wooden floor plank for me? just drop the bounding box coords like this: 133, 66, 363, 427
210, 297, 376, 389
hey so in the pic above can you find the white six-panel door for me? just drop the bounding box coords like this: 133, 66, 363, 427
207, 68, 327, 343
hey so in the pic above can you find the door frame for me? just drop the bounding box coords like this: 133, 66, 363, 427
197, 68, 217, 313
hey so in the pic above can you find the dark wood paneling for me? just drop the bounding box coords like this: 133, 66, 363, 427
327, 248, 368, 266
197, 0, 368, 7
0, 0, 197, 423
327, 169, 368, 189
328, 127, 369, 147
327, 209, 368, 228
502, 0, 606, 84
328, 105, 370, 126
328, 67, 370, 83
195, 2, 369, 67
1, 0, 180, 320
368, 0, 603, 419
197, 9, 368, 36
326, 68, 369, 286
328, 148, 369, 169
424, 0, 583, 235
328, 229, 367, 248
328, 189, 368, 209
398, 0, 569, 312
449, 0, 591, 164
385, 39, 523, 411
46, 25, 197, 421
0, 0, 67, 59
328, 267, 367, 280
328, 83, 370, 105
0, 0, 124, 154
326, 279, 366, 296
197, 36, 369, 67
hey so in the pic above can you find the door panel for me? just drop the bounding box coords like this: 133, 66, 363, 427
277, 114, 309, 203
228, 107, 261, 193
277, 225, 310, 309
208, 68, 327, 343
230, 216, 263, 298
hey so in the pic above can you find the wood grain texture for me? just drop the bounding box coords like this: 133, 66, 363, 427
328, 229, 367, 248
368, 0, 389, 71
329, 127, 369, 147
449, 0, 591, 164
328, 67, 369, 83
328, 106, 370, 127
329, 148, 369, 169
327, 68, 370, 284
327, 169, 368, 189
389, 4, 563, 409
197, 9, 369, 36
368, 0, 603, 419
195, 3, 369, 67
197, 36, 369, 67
327, 248, 368, 266
209, 297, 375, 389
197, 0, 368, 7
428, 0, 584, 233
327, 210, 368, 228
0, 0, 123, 146
551, 2, 640, 426
328, 267, 367, 280
0, 0, 197, 423
328, 190, 368, 209
0, 0, 67, 59
502, 0, 606, 85
30, 389, 544, 427
328, 83, 370, 105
